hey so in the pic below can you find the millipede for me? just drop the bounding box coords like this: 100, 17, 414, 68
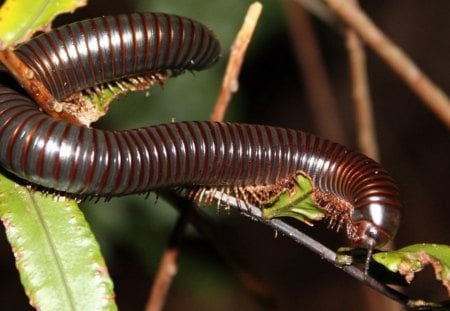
15, 12, 221, 101
0, 13, 401, 251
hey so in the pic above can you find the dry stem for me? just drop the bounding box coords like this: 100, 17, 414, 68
0, 48, 83, 125
344, 6, 400, 310
325, 0, 450, 129
145, 214, 187, 311
344, 12, 379, 160
283, 0, 348, 144
210, 2, 262, 122
145, 248, 179, 311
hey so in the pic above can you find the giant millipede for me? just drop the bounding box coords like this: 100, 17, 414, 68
15, 12, 221, 100
0, 13, 401, 251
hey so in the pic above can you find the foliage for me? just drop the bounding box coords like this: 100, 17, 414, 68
374, 244, 450, 298
0, 0, 86, 47
0, 177, 116, 310
0, 0, 448, 309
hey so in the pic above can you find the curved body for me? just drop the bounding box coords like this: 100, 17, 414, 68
0, 86, 401, 248
0, 13, 401, 249
16, 13, 220, 100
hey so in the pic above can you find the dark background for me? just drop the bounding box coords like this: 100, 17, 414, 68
0, 0, 448, 310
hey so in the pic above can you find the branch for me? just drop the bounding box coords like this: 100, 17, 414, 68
343, 3, 403, 310
324, 0, 450, 129
145, 213, 188, 311
283, 0, 348, 144
210, 191, 412, 308
210, 2, 262, 122
344, 3, 379, 160
0, 48, 83, 125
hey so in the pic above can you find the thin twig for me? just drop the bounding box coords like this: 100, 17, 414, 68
0, 48, 83, 125
344, 2, 379, 160
210, 192, 412, 308
344, 2, 404, 310
324, 0, 450, 129
210, 2, 262, 122
145, 213, 189, 311
283, 0, 348, 144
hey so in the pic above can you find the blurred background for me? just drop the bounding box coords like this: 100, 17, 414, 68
0, 0, 448, 310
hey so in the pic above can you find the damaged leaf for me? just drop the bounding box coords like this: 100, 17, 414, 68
261, 172, 325, 225
373, 244, 450, 297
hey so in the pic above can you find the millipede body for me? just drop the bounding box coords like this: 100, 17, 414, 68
0, 85, 401, 249
15, 12, 220, 100
0, 13, 401, 250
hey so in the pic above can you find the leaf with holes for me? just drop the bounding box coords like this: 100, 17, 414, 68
74, 74, 167, 125
373, 244, 450, 298
0, 0, 86, 47
261, 172, 325, 225
0, 176, 117, 310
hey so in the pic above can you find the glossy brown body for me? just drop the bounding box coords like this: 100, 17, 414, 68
0, 14, 401, 248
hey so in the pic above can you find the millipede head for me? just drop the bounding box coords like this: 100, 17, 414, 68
351, 199, 401, 249
351, 220, 391, 249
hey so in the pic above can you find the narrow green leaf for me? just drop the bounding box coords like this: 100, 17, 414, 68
373, 244, 450, 298
0, 176, 116, 310
261, 172, 325, 225
0, 0, 86, 47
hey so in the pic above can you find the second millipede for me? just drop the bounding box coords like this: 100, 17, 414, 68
0, 13, 401, 251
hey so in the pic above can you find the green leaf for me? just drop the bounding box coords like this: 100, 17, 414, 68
0, 0, 86, 47
0, 176, 117, 311
335, 247, 409, 286
261, 172, 325, 225
373, 244, 450, 298
76, 74, 165, 125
